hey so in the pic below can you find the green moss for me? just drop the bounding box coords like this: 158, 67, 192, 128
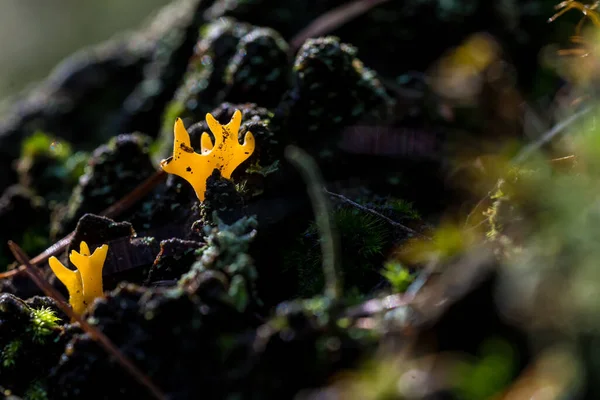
228, 275, 249, 312
381, 261, 414, 293
180, 215, 260, 310
285, 207, 391, 297
1, 340, 21, 368
22, 131, 72, 161
351, 195, 421, 222
334, 208, 388, 258
245, 159, 280, 177
24, 380, 48, 400
18, 131, 85, 204
234, 180, 249, 195
453, 337, 516, 400
64, 151, 90, 185
389, 199, 420, 220
29, 307, 61, 344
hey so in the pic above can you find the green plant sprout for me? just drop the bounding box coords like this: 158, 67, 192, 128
1, 340, 22, 368
29, 307, 61, 343
381, 261, 414, 293
24, 380, 49, 400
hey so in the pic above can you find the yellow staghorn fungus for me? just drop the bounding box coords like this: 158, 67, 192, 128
160, 110, 255, 201
48, 241, 108, 315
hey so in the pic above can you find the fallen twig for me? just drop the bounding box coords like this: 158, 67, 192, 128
344, 245, 493, 328
511, 104, 593, 165
0, 170, 167, 280
325, 190, 430, 239
8, 241, 167, 400
465, 103, 594, 229
101, 170, 167, 219
290, 0, 390, 53
0, 232, 74, 279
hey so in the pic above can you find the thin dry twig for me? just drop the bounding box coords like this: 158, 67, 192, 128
8, 241, 167, 400
0, 170, 167, 280
344, 245, 492, 327
290, 0, 390, 53
465, 104, 594, 228
325, 190, 430, 239
0, 268, 22, 279
511, 104, 593, 165
101, 170, 167, 219
0, 232, 75, 279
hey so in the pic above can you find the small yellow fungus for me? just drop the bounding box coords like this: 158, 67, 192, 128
160, 110, 255, 201
48, 241, 108, 315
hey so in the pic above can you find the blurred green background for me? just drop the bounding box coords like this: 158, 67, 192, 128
0, 0, 171, 101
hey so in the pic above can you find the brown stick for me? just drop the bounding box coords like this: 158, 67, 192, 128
8, 241, 167, 400
0, 170, 167, 279
0, 231, 75, 279
101, 170, 167, 219
290, 0, 390, 53
325, 190, 430, 239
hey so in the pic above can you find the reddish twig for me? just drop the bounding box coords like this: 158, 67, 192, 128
0, 170, 167, 280
0, 232, 75, 279
8, 241, 167, 400
290, 0, 390, 53
101, 170, 167, 219
0, 267, 24, 279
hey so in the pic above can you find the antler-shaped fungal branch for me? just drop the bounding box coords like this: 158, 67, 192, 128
160, 110, 255, 201
549, 1, 600, 29
48, 241, 108, 315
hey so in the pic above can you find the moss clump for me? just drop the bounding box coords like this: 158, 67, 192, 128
2, 339, 22, 368
276, 36, 394, 149
387, 199, 421, 221
159, 17, 253, 139
156, 19, 288, 160
453, 337, 516, 400
146, 238, 205, 283
50, 133, 155, 239
17, 131, 87, 204
23, 380, 48, 400
483, 167, 536, 259
22, 131, 72, 161
30, 307, 61, 344
199, 169, 245, 226
380, 261, 414, 293
63, 151, 90, 186
0, 294, 66, 397
181, 214, 260, 312
223, 27, 290, 107
284, 206, 391, 297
